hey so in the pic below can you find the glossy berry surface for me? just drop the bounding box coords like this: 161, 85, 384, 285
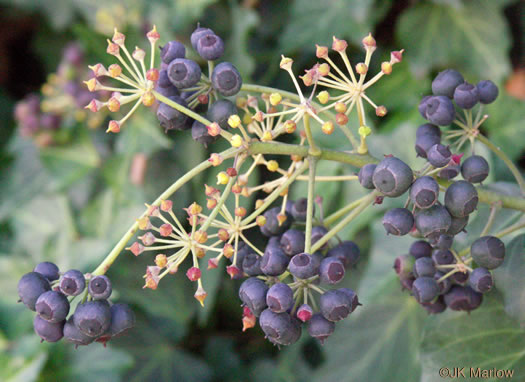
410, 176, 439, 209
427, 144, 451, 168
382, 208, 414, 236
211, 62, 242, 96
260, 206, 291, 237
259, 309, 301, 346
444, 285, 482, 312
446, 215, 469, 235
18, 272, 51, 311
461, 155, 489, 183
319, 289, 352, 322
64, 317, 94, 346
34, 315, 64, 343
88, 275, 112, 300
260, 245, 289, 276
192, 120, 217, 147
156, 96, 190, 131
433, 234, 453, 250
109, 303, 136, 337
444, 180, 478, 218
468, 267, 493, 293
290, 198, 310, 221
242, 253, 262, 276
319, 257, 345, 284
432, 249, 455, 265
327, 241, 360, 268
196, 33, 225, 61
425, 96, 455, 126
239, 277, 268, 317
372, 156, 413, 197
307, 313, 335, 344
167, 58, 201, 89
470, 236, 505, 269
415, 204, 452, 240
412, 276, 439, 303
415, 133, 441, 158
413, 257, 435, 278
476, 80, 499, 104
288, 253, 319, 279
266, 283, 294, 313
59, 269, 85, 296
416, 123, 441, 138
409, 240, 432, 259
438, 164, 460, 180
431, 69, 464, 98
207, 99, 237, 130
280, 229, 305, 256
191, 26, 214, 50
35, 291, 70, 323
73, 300, 111, 338
33, 262, 60, 282
358, 163, 376, 189
311, 226, 328, 249
418, 95, 432, 118
453, 82, 479, 109
160, 41, 186, 64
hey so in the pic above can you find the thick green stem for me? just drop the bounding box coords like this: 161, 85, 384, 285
91, 147, 240, 275
324, 193, 371, 226
303, 114, 321, 156
476, 133, 525, 195
304, 157, 318, 253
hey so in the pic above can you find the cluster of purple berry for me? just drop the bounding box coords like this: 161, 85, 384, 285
358, 69, 503, 314
17, 262, 134, 346
236, 199, 361, 346
155, 26, 241, 146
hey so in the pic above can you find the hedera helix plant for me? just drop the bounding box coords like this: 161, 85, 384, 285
17, 25, 525, 347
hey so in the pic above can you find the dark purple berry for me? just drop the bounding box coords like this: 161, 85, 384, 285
242, 253, 262, 276
416, 123, 441, 138
160, 41, 186, 64
291, 198, 312, 222
326, 241, 360, 268
191, 26, 214, 50
338, 288, 360, 313
372, 156, 413, 197
319, 257, 345, 284
73, 300, 111, 338
444, 180, 478, 218
211, 62, 242, 96
155, 83, 180, 97
413, 257, 435, 278
358, 163, 376, 189
432, 249, 455, 265
158, 69, 172, 88
34, 315, 64, 342
432, 69, 464, 98
259, 309, 301, 346
88, 275, 112, 300
311, 226, 328, 249
412, 276, 439, 303
157, 95, 190, 131
444, 285, 482, 311
450, 271, 469, 284
18, 272, 51, 311
447, 215, 469, 235
280, 229, 305, 256
434, 271, 452, 294
319, 289, 352, 322
33, 262, 59, 282
427, 144, 452, 168
418, 96, 433, 118
421, 295, 447, 314
261, 244, 289, 276
35, 291, 69, 323
470, 236, 505, 269
383, 208, 414, 236
260, 206, 291, 237
167, 58, 201, 89
192, 120, 217, 147
109, 303, 135, 337
266, 283, 294, 313
415, 204, 452, 240
468, 267, 493, 293
196, 33, 225, 61
288, 253, 320, 279
59, 270, 85, 296
454, 82, 479, 109
426, 96, 455, 126
461, 155, 489, 183
207, 99, 237, 130
64, 316, 94, 346
410, 176, 439, 209
438, 164, 460, 180
476, 80, 498, 104
432, 234, 454, 250
307, 313, 335, 344
409, 240, 432, 259
239, 277, 268, 317
415, 134, 441, 158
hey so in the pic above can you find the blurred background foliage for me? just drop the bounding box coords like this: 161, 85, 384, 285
0, 0, 524, 381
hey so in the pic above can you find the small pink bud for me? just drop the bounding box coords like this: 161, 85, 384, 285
297, 304, 313, 322
159, 223, 173, 237
362, 33, 376, 50
106, 120, 121, 133
226, 265, 241, 279
186, 267, 201, 281
140, 232, 156, 246
316, 44, 329, 59
112, 29, 126, 45
375, 106, 387, 117
160, 200, 173, 211
208, 258, 219, 269
89, 63, 108, 77
85, 99, 103, 112
106, 40, 120, 56
146, 68, 159, 82
198, 94, 208, 104
128, 242, 144, 256
227, 167, 237, 177
207, 122, 221, 137
147, 25, 160, 44
390, 49, 404, 64
332, 36, 348, 52
452, 153, 464, 165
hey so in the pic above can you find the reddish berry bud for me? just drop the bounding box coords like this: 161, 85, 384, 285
198, 94, 208, 104
159, 223, 173, 237
155, 254, 167, 268
242, 314, 256, 331
297, 304, 313, 322
208, 258, 219, 269
223, 244, 234, 258
106, 120, 120, 133
452, 153, 464, 165
129, 242, 144, 256
218, 228, 230, 241
194, 286, 207, 307
390, 50, 404, 64
335, 113, 348, 125
332, 37, 348, 52
226, 265, 241, 279
186, 267, 201, 281
316, 44, 329, 59
375, 106, 387, 117
226, 167, 237, 177
161, 200, 173, 211
140, 232, 156, 246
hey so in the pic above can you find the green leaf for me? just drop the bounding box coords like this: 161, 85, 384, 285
494, 234, 525, 327
312, 221, 426, 382
397, 1, 511, 81
420, 293, 525, 381
280, 0, 375, 52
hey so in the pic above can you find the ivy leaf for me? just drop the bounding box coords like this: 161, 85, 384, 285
420, 293, 525, 381
397, 1, 511, 81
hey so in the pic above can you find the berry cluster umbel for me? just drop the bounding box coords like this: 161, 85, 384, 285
17, 262, 134, 346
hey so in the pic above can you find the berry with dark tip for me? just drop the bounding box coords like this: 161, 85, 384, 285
192, 120, 217, 147
470, 236, 505, 269
412, 276, 440, 303
394, 254, 415, 278
326, 241, 360, 268
454, 82, 479, 109
438, 164, 460, 180
74, 300, 111, 338
410, 176, 439, 209
160, 41, 186, 64
280, 229, 305, 256
64, 317, 94, 346
167, 58, 201, 89
157, 96, 190, 131
33, 262, 59, 282
297, 304, 313, 322
382, 208, 414, 236
447, 215, 469, 235
413, 257, 435, 278
211, 62, 242, 96
239, 277, 268, 317
416, 123, 441, 138
259, 309, 301, 346
266, 283, 294, 313
260, 206, 291, 237
418, 96, 433, 118
109, 303, 135, 337
421, 296, 447, 314
444, 285, 482, 311
477, 80, 499, 104
319, 289, 352, 322
433, 234, 454, 250
18, 272, 51, 311
338, 288, 360, 313
415, 133, 441, 158
260, 246, 289, 277
242, 253, 262, 276
410, 240, 433, 259
311, 226, 328, 249
35, 291, 69, 323
469, 267, 493, 293
88, 275, 112, 300
291, 197, 312, 221
372, 156, 414, 197
358, 163, 377, 189
431, 69, 464, 98
34, 315, 64, 343
191, 26, 214, 50
432, 249, 455, 265
434, 271, 452, 294
426, 96, 456, 126
450, 271, 469, 285
196, 33, 225, 61
461, 155, 489, 183
415, 204, 452, 240
288, 253, 320, 279
207, 99, 237, 130
427, 144, 452, 168
319, 257, 345, 284
60, 269, 85, 296
444, 180, 478, 218
307, 313, 335, 344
